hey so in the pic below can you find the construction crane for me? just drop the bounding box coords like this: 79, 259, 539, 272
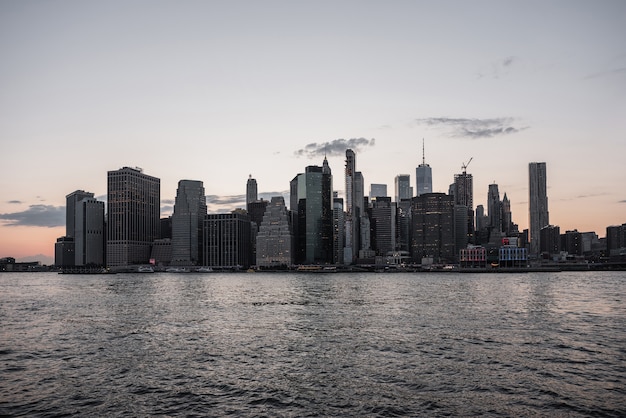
461, 157, 473, 174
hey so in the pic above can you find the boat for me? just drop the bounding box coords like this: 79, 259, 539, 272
195, 266, 214, 273
137, 265, 155, 273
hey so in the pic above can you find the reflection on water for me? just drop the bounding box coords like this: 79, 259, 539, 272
1, 271, 625, 416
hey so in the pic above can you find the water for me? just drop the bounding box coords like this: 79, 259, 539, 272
1, 271, 625, 417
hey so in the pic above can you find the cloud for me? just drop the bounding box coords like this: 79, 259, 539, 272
619, 200, 626, 203
584, 67, 626, 80
7, 200, 22, 204
476, 56, 517, 79
415, 117, 527, 139
0, 205, 65, 227
161, 199, 175, 205
294, 138, 376, 158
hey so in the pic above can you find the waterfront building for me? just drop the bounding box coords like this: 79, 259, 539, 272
256, 196, 293, 268
66, 190, 94, 238
460, 246, 487, 268
410, 193, 455, 263
171, 180, 207, 266
74, 197, 105, 266
499, 246, 527, 268
150, 238, 172, 266
540, 225, 560, 257
333, 193, 345, 264
487, 183, 502, 235
396, 198, 412, 252
369, 197, 396, 256
344, 149, 358, 264
203, 212, 251, 269
160, 216, 172, 239
54, 236, 75, 268
561, 230, 583, 256
106, 167, 160, 267
290, 158, 333, 264
606, 224, 626, 256
529, 162, 549, 256
416, 139, 432, 197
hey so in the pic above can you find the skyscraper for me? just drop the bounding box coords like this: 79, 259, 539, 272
66, 190, 94, 238
394, 174, 411, 203
256, 196, 293, 268
203, 212, 251, 269
290, 158, 333, 264
529, 162, 549, 256
416, 139, 432, 196
344, 149, 357, 264
74, 197, 105, 266
171, 180, 207, 266
452, 167, 474, 245
487, 183, 501, 234
332, 192, 345, 264
246, 175, 258, 211
107, 167, 160, 267
369, 197, 396, 256
411, 193, 455, 263
369, 183, 387, 200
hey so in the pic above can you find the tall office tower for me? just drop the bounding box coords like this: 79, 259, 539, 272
247, 199, 269, 266
107, 167, 160, 267
562, 230, 583, 256
452, 168, 474, 243
410, 193, 456, 263
74, 197, 105, 266
256, 196, 293, 268
160, 216, 172, 239
344, 149, 357, 264
396, 198, 412, 252
369, 197, 396, 256
290, 158, 333, 264
487, 183, 502, 233
246, 175, 258, 211
454, 205, 469, 257
394, 175, 411, 203
171, 180, 207, 266
369, 184, 387, 200
203, 212, 251, 269
332, 192, 345, 264
416, 139, 432, 196
501, 193, 513, 236
66, 190, 94, 238
529, 162, 549, 256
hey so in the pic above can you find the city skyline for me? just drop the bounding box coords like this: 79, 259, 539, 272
1, 1, 625, 263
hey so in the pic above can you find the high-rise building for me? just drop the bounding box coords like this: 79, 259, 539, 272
290, 158, 333, 264
171, 180, 207, 266
246, 175, 258, 211
332, 192, 345, 264
606, 224, 626, 256
452, 168, 474, 244
344, 149, 357, 264
369, 184, 387, 200
411, 193, 455, 263
529, 162, 549, 256
369, 197, 396, 256
487, 183, 502, 234
106, 167, 160, 267
66, 190, 94, 238
74, 197, 105, 266
394, 174, 411, 203
540, 225, 560, 256
203, 212, 251, 269
416, 139, 432, 196
256, 196, 293, 268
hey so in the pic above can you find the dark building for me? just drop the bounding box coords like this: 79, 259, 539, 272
561, 230, 583, 256
290, 158, 333, 264
369, 197, 395, 256
540, 225, 560, 257
606, 224, 626, 256
410, 193, 456, 263
107, 167, 160, 267
203, 212, 251, 269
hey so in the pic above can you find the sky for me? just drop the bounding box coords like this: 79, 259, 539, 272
1, 0, 625, 264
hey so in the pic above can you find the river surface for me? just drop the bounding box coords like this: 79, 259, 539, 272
1, 271, 625, 417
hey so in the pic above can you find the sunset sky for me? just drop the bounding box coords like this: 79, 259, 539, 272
1, 0, 625, 264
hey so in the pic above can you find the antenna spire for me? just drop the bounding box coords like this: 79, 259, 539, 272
422, 138, 426, 165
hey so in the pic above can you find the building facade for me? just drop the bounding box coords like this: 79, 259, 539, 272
106, 167, 160, 267
74, 197, 105, 266
410, 193, 455, 263
203, 212, 251, 269
529, 162, 549, 256
256, 196, 293, 268
171, 180, 207, 265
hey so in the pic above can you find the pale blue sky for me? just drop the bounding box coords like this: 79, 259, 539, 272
1, 0, 625, 261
